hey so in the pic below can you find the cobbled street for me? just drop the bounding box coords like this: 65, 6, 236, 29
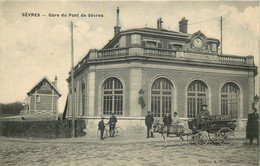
0, 137, 258, 166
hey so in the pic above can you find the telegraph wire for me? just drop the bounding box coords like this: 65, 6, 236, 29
188, 16, 220, 25
74, 25, 95, 47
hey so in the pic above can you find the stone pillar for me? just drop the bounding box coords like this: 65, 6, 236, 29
87, 68, 96, 116
247, 75, 255, 117
129, 63, 143, 116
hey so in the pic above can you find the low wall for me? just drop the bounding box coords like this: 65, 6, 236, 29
0, 120, 86, 138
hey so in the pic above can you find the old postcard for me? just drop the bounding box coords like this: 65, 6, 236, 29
0, 1, 259, 166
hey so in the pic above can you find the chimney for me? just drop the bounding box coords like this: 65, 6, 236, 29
179, 17, 188, 33
54, 76, 58, 88
114, 7, 121, 36
157, 18, 163, 29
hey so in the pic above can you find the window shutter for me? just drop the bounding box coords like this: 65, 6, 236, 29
141, 41, 146, 47
158, 42, 163, 48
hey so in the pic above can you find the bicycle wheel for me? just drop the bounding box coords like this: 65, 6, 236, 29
97, 129, 108, 139
114, 127, 123, 137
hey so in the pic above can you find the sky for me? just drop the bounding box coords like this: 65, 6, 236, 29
0, 1, 259, 113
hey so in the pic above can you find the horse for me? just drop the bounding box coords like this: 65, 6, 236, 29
152, 119, 192, 147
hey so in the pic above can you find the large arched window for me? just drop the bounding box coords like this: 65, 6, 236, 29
102, 77, 123, 115
221, 82, 240, 119
82, 82, 86, 116
187, 80, 208, 118
151, 78, 173, 117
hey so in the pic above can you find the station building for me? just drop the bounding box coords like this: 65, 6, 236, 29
65, 8, 258, 132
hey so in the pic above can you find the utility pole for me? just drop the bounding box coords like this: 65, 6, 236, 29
220, 16, 223, 55
70, 21, 76, 138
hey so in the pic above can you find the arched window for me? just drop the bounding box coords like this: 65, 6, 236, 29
82, 82, 86, 116
151, 78, 173, 117
187, 80, 208, 118
103, 77, 123, 115
221, 82, 240, 119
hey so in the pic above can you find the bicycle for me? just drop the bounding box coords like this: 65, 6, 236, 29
97, 125, 123, 139
112, 126, 123, 137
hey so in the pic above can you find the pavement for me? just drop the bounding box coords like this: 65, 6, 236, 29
0, 131, 247, 144
1, 131, 259, 166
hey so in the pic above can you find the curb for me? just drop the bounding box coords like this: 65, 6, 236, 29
0, 135, 246, 145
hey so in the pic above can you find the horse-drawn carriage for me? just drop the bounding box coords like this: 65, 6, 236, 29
153, 115, 236, 146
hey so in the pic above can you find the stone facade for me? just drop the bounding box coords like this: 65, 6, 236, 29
66, 12, 257, 133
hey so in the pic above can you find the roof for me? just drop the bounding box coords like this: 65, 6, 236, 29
103, 27, 220, 49
27, 76, 62, 97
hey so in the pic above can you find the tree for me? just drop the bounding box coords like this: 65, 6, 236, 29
0, 102, 24, 115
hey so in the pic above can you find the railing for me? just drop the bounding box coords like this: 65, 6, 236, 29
143, 48, 176, 58
218, 55, 247, 65
86, 47, 254, 66
97, 48, 129, 58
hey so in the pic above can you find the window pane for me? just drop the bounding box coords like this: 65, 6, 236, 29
146, 41, 157, 47
151, 78, 173, 117
162, 91, 172, 95
103, 77, 123, 115
197, 93, 206, 97
187, 80, 208, 118
114, 91, 123, 94
221, 82, 239, 119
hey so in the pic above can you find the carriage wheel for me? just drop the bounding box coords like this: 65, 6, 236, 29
194, 132, 208, 145
217, 127, 235, 144
208, 133, 218, 143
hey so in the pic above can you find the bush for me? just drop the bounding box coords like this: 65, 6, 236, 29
0, 120, 86, 138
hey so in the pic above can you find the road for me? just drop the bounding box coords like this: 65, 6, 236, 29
0, 138, 258, 166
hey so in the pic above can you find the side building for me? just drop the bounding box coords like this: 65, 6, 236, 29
26, 76, 62, 115
65, 8, 258, 132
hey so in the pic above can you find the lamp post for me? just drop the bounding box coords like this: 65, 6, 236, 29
138, 89, 145, 110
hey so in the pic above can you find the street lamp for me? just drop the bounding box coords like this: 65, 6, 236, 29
138, 89, 145, 109
138, 89, 144, 97
253, 95, 259, 103
252, 95, 259, 109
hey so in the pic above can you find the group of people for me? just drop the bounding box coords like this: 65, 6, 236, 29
98, 113, 117, 140
145, 110, 181, 138
98, 104, 259, 145
145, 104, 210, 138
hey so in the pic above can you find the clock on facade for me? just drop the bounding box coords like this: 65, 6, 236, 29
193, 37, 203, 48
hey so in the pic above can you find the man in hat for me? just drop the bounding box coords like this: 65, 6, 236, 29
107, 113, 117, 137
145, 111, 154, 138
98, 117, 105, 140
163, 111, 172, 137
197, 104, 210, 130
246, 108, 259, 145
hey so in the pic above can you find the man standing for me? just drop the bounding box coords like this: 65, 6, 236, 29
98, 117, 105, 140
107, 113, 117, 137
163, 111, 172, 137
246, 108, 259, 145
145, 111, 154, 138
197, 104, 210, 130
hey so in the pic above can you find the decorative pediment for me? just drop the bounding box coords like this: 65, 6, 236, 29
183, 31, 211, 53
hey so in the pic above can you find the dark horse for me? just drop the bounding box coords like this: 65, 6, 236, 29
153, 120, 192, 147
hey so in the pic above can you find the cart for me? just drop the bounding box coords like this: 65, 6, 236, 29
188, 115, 236, 145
